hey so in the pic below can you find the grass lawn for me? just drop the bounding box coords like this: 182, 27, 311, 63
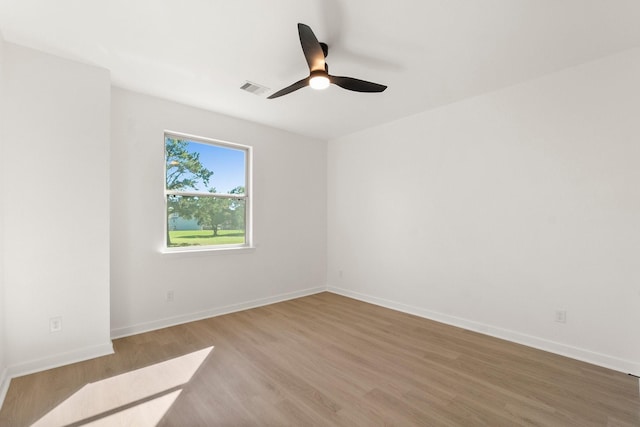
168, 229, 245, 247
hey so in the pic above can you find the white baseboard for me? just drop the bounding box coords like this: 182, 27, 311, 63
3, 285, 635, 412
111, 286, 327, 339
328, 286, 640, 377
0, 341, 114, 411
1, 286, 326, 410
7, 341, 114, 380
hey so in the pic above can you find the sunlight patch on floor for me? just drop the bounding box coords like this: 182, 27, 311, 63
83, 390, 182, 427
31, 346, 213, 427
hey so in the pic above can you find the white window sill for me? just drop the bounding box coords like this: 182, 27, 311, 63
160, 245, 256, 257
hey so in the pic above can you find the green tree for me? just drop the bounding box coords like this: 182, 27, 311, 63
227, 186, 246, 231
166, 137, 213, 191
165, 137, 214, 245
191, 186, 245, 238
192, 188, 229, 237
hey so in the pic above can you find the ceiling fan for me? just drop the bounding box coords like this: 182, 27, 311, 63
268, 23, 388, 99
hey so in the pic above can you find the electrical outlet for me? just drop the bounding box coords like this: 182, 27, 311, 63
50, 317, 62, 332
166, 290, 174, 302
338, 270, 343, 278
555, 310, 567, 323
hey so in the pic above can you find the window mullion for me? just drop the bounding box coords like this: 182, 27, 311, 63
166, 190, 246, 200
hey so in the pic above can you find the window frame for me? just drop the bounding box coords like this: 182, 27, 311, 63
163, 130, 252, 253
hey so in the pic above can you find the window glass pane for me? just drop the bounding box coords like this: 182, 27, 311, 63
167, 195, 245, 247
165, 136, 246, 194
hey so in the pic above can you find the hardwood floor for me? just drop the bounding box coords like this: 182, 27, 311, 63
1, 292, 638, 426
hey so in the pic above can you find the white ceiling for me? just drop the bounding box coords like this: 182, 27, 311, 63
1, 0, 639, 140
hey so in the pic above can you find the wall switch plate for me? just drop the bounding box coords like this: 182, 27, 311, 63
50, 316, 62, 332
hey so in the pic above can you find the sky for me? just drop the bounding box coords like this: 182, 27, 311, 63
168, 138, 246, 194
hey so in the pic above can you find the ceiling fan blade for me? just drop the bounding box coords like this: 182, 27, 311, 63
330, 75, 387, 93
267, 77, 310, 99
298, 23, 326, 72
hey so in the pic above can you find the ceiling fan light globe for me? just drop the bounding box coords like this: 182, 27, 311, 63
309, 75, 330, 90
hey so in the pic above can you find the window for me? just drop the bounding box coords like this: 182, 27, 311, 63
164, 132, 251, 250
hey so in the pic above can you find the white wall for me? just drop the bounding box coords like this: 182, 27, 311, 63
2, 43, 112, 376
0, 31, 7, 400
110, 88, 327, 336
327, 48, 640, 375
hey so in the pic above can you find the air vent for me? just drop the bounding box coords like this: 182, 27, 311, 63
240, 81, 270, 96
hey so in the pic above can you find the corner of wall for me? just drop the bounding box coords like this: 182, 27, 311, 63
325, 49, 640, 377
2, 42, 112, 392
0, 29, 8, 410
0, 368, 9, 411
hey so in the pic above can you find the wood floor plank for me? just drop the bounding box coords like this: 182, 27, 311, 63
1, 292, 638, 426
